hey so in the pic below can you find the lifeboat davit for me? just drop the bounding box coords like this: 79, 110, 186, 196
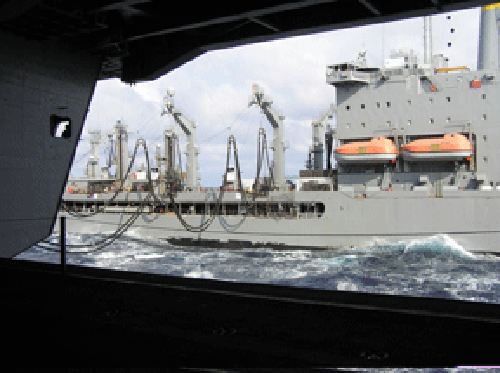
335, 137, 397, 164
403, 133, 472, 162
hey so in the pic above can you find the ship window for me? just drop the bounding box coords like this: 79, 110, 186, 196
448, 42, 452, 47
50, 114, 71, 138
387, 120, 391, 127
429, 98, 433, 104
450, 28, 455, 33
361, 123, 366, 128
376, 102, 380, 108
483, 114, 487, 120
407, 100, 411, 106
484, 156, 488, 163
482, 94, 486, 99
429, 118, 434, 124
346, 123, 350, 128
361, 104, 365, 109
446, 97, 451, 102
407, 120, 411, 126
346, 105, 351, 111
386, 102, 391, 108
446, 117, 451, 123
483, 135, 488, 142
447, 15, 451, 19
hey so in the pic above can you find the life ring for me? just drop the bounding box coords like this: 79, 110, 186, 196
431, 85, 437, 91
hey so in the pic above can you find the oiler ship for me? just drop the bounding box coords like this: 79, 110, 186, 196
59, 9, 500, 254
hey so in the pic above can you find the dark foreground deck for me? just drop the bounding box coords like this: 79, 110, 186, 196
2, 258, 500, 369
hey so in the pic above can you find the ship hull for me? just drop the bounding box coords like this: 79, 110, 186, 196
56, 190, 500, 254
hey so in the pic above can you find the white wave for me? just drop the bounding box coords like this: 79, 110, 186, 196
185, 270, 214, 279
272, 250, 313, 262
402, 234, 475, 259
337, 281, 358, 292
315, 254, 359, 267
133, 253, 164, 260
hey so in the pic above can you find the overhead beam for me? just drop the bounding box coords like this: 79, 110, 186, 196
92, 0, 152, 13
358, 0, 381, 16
101, 0, 336, 46
248, 16, 280, 32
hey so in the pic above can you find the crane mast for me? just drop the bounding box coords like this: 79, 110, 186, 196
310, 104, 335, 171
161, 88, 199, 191
249, 84, 286, 191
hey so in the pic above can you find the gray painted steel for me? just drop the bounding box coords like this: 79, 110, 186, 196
59, 7, 500, 255
57, 188, 500, 253
0, 32, 101, 258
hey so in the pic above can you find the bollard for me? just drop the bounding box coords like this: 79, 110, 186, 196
60, 216, 66, 275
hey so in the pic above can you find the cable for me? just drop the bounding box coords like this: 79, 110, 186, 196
43, 138, 162, 253
200, 105, 250, 146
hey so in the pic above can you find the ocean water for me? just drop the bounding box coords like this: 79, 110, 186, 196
15, 232, 500, 304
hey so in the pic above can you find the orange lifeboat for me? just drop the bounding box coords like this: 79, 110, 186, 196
403, 133, 472, 162
335, 137, 397, 164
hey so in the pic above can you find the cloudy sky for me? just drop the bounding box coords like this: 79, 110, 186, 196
73, 6, 481, 186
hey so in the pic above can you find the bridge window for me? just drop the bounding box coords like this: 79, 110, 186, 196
50, 114, 71, 138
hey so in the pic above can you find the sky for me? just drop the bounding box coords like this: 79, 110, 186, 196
72, 6, 481, 187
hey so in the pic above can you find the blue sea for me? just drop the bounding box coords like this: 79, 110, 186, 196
15, 232, 500, 305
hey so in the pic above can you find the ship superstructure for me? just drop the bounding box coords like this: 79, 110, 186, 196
59, 7, 500, 254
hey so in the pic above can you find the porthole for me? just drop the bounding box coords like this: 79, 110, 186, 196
376, 102, 380, 108
429, 118, 434, 124
386, 102, 391, 108
483, 135, 488, 142
483, 114, 487, 121
361, 104, 365, 109
446, 97, 451, 102
346, 105, 350, 111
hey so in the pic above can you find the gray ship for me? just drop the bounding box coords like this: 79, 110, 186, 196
58, 7, 500, 254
